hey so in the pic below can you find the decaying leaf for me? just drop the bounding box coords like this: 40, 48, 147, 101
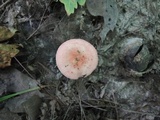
0, 26, 17, 42
0, 44, 19, 68
86, 0, 118, 41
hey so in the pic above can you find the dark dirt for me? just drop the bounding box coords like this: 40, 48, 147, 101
0, 0, 160, 120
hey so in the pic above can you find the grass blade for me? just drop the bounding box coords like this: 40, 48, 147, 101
0, 86, 41, 102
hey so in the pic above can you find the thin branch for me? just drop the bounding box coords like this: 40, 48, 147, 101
26, 0, 53, 40
0, 0, 17, 10
63, 103, 73, 120
14, 57, 34, 79
78, 94, 87, 120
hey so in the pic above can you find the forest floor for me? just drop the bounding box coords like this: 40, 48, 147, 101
0, 0, 160, 120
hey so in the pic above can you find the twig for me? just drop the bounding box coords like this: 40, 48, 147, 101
82, 100, 108, 111
82, 98, 160, 118
0, 0, 17, 10
26, 0, 67, 40
26, 0, 53, 40
78, 94, 87, 120
0, 0, 11, 9
111, 92, 119, 120
121, 108, 160, 118
62, 103, 73, 120
14, 57, 34, 79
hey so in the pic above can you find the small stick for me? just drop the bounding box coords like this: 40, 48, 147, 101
14, 57, 34, 79
0, 0, 17, 10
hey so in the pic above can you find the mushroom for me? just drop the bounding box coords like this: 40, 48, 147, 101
56, 39, 98, 80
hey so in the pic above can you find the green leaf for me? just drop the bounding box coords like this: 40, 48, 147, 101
77, 0, 86, 6
60, 0, 78, 15
0, 87, 41, 102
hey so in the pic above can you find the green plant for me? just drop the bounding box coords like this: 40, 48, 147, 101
0, 86, 43, 102
59, 0, 86, 15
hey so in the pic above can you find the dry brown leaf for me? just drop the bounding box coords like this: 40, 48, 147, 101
0, 26, 17, 42
0, 44, 19, 68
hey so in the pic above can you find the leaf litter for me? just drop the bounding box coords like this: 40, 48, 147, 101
86, 0, 118, 42
0, 0, 160, 120
0, 26, 19, 68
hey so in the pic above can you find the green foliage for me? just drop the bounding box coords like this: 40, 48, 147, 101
77, 0, 86, 5
59, 0, 86, 15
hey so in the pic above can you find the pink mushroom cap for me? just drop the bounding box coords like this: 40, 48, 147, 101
56, 39, 98, 80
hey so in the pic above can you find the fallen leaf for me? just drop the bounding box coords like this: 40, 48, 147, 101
0, 26, 17, 42
86, 0, 118, 41
0, 44, 19, 68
